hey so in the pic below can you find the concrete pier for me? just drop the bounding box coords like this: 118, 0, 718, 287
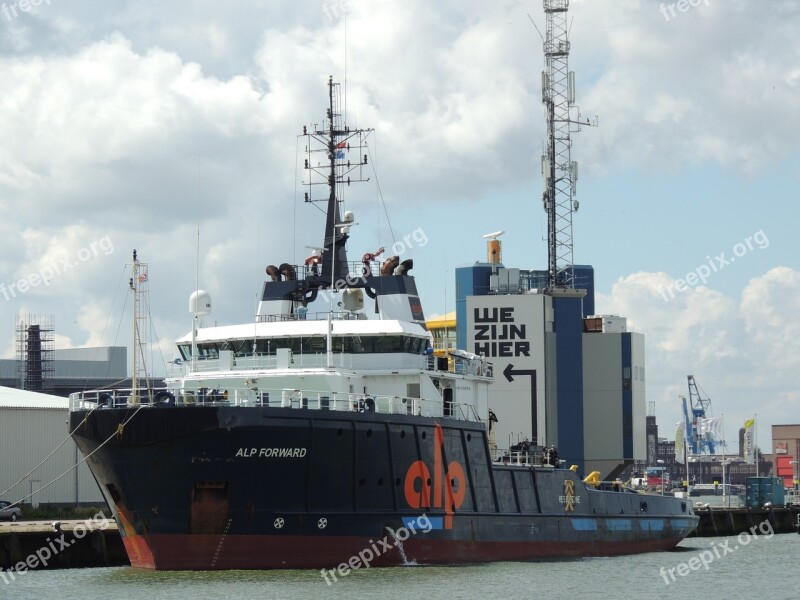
690, 505, 800, 537
0, 520, 128, 572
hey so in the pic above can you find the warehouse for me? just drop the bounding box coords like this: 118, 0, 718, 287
0, 386, 103, 508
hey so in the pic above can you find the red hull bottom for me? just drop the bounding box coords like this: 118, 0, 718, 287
122, 533, 683, 571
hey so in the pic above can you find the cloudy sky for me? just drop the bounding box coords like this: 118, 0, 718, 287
1, 0, 798, 450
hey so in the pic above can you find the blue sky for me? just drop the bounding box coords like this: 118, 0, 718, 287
0, 0, 797, 452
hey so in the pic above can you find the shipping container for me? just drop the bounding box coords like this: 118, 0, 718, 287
745, 477, 785, 508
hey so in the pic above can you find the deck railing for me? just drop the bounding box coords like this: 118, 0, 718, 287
69, 386, 485, 423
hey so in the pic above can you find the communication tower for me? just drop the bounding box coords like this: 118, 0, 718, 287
541, 0, 596, 290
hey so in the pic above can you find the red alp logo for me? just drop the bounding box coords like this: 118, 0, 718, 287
403, 423, 466, 528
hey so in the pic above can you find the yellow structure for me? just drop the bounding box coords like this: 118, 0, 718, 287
582, 471, 601, 486
426, 311, 457, 355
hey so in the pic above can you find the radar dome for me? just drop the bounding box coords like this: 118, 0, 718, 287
189, 290, 212, 316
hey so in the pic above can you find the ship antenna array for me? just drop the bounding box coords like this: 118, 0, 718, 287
300, 77, 373, 368
301, 81, 373, 217
301, 76, 373, 284
541, 0, 596, 290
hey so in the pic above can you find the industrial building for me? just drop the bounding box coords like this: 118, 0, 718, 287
772, 424, 800, 489
0, 386, 103, 507
0, 346, 128, 397
453, 237, 645, 478
0, 316, 150, 508
442, 14, 645, 479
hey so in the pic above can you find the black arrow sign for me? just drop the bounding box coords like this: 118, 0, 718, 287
503, 364, 538, 444
503, 363, 535, 383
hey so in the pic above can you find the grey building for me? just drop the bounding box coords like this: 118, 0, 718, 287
0, 386, 104, 506
0, 346, 128, 396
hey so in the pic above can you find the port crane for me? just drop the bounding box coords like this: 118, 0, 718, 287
681, 375, 720, 455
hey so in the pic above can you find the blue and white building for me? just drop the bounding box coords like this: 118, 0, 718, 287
456, 250, 645, 479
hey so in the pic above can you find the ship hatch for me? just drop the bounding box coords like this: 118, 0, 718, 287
190, 482, 230, 534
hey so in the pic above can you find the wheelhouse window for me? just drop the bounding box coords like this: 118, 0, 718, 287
180, 335, 430, 358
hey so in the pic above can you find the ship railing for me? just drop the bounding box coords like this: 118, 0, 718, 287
256, 311, 367, 323
227, 390, 481, 422
68, 388, 173, 410
69, 387, 485, 423
492, 445, 546, 467
425, 354, 493, 378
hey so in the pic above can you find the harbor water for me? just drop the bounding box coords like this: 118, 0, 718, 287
4, 533, 796, 600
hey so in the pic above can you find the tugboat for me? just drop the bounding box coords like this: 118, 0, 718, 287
69, 78, 697, 570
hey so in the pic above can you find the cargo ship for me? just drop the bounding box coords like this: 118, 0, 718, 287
68, 78, 697, 570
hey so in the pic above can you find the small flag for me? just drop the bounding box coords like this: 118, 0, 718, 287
675, 420, 685, 464
335, 151, 345, 160
743, 418, 755, 464
138, 273, 148, 283
335, 141, 347, 149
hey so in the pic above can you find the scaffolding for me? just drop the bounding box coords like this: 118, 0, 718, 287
16, 314, 55, 392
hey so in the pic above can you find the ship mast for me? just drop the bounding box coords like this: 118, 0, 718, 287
302, 77, 373, 368
129, 250, 149, 403
302, 76, 373, 286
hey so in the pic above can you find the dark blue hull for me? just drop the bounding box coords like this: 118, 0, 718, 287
70, 405, 697, 569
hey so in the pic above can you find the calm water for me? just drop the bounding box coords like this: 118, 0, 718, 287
3, 534, 797, 600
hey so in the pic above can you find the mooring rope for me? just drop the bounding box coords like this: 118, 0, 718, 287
0, 405, 99, 499
7, 403, 148, 510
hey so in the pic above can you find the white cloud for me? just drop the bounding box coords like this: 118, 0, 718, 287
597, 267, 800, 449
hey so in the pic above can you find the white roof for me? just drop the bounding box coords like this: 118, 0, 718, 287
0, 386, 69, 409
176, 319, 429, 344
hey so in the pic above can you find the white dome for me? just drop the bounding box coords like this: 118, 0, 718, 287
189, 290, 212, 316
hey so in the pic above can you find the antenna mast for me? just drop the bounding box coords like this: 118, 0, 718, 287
541, 0, 595, 290
302, 76, 373, 286
129, 250, 149, 404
